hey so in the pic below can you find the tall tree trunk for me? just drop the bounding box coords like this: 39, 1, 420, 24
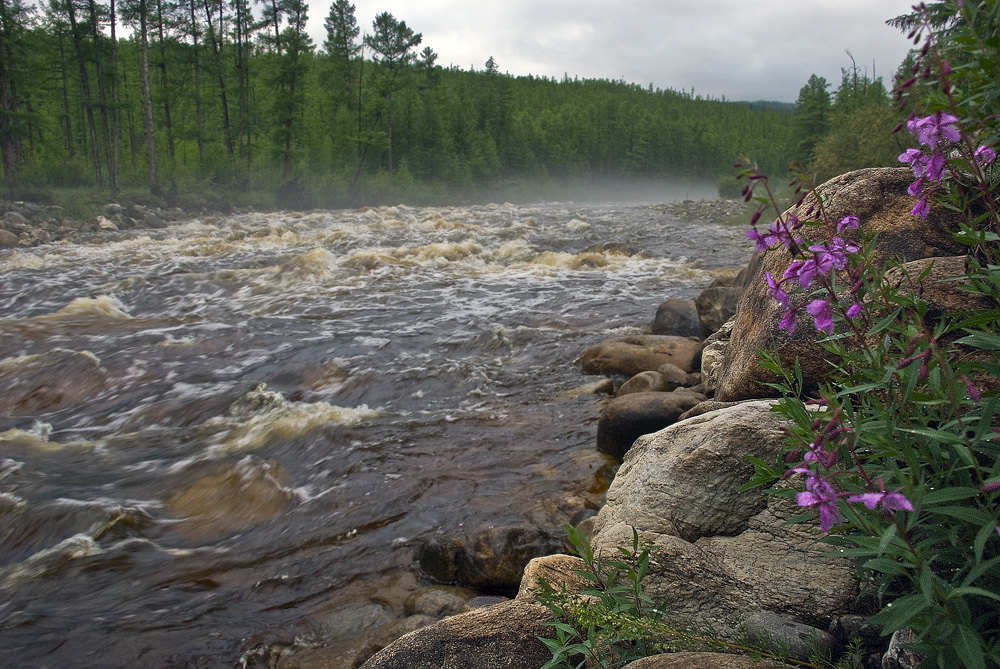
155, 0, 173, 159
87, 0, 112, 191
56, 30, 74, 158
187, 0, 203, 161
202, 0, 232, 155
66, 0, 103, 186
108, 0, 119, 195
0, 0, 20, 188
139, 0, 158, 193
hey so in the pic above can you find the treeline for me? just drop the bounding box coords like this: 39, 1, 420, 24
0, 0, 905, 208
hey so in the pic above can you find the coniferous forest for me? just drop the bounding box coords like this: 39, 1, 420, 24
0, 0, 912, 209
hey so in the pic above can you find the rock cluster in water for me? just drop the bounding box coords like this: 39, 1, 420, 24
0, 200, 224, 247
361, 168, 986, 669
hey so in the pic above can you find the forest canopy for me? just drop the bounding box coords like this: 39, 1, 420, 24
0, 0, 910, 209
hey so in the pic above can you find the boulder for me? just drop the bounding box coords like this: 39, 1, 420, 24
622, 653, 795, 668
516, 554, 591, 602
883, 255, 995, 317
589, 401, 855, 635
0, 228, 18, 247
581, 335, 702, 377
650, 298, 702, 338
656, 362, 690, 390
695, 285, 743, 339
742, 611, 840, 662
617, 370, 668, 396
404, 587, 469, 618
352, 615, 439, 668
715, 167, 967, 402
700, 317, 734, 395
882, 629, 921, 669
359, 600, 553, 669
596, 392, 703, 460
417, 525, 565, 595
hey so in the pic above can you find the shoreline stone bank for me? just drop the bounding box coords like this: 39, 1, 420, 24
362, 167, 978, 669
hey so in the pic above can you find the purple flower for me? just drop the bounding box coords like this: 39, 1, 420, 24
746, 227, 769, 252
837, 216, 859, 233
910, 197, 930, 219
846, 303, 863, 319
807, 299, 834, 334
926, 152, 947, 181
908, 112, 960, 148
796, 474, 841, 532
848, 478, 913, 513
982, 481, 1000, 494
803, 442, 836, 469
975, 145, 997, 167
765, 271, 789, 310
785, 256, 827, 290
899, 147, 923, 166
779, 308, 797, 335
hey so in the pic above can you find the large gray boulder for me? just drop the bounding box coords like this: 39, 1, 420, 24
589, 401, 855, 635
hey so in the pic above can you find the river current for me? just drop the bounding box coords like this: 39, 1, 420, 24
0, 200, 749, 667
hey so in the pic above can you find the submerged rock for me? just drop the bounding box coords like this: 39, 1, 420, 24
417, 525, 565, 595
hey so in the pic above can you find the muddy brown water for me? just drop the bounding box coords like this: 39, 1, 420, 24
0, 201, 750, 666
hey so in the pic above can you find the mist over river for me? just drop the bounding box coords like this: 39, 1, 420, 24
0, 200, 749, 666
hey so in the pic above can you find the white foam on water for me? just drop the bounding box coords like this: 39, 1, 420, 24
198, 384, 381, 455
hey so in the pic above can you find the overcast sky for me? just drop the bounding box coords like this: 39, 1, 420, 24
306, 0, 918, 103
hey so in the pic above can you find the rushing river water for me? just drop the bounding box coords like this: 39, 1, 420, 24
0, 200, 749, 667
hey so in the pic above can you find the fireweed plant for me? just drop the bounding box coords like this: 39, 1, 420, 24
740, 2, 1000, 667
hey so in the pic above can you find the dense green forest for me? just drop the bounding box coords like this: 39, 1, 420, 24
0, 0, 910, 209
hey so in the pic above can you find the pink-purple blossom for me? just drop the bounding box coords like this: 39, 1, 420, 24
837, 216, 859, 233
764, 272, 789, 310
796, 473, 841, 532
806, 299, 834, 334
847, 479, 914, 513
907, 112, 961, 148
975, 145, 997, 167
779, 308, 797, 335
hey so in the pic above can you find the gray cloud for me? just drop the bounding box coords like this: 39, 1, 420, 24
310, 0, 917, 102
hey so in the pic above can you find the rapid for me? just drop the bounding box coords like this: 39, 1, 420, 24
0, 200, 749, 666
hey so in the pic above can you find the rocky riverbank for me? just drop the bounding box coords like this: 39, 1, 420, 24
360, 168, 963, 669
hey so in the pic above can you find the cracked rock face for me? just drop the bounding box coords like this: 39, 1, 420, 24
588, 400, 856, 634
715, 167, 967, 402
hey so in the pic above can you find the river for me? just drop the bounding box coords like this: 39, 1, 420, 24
0, 200, 749, 667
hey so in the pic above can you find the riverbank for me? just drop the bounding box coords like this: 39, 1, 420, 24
0, 196, 752, 248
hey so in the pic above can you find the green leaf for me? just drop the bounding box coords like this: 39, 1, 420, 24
949, 586, 1000, 604
955, 625, 986, 669
927, 506, 994, 525
921, 487, 980, 504
954, 330, 1000, 351
868, 593, 928, 632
